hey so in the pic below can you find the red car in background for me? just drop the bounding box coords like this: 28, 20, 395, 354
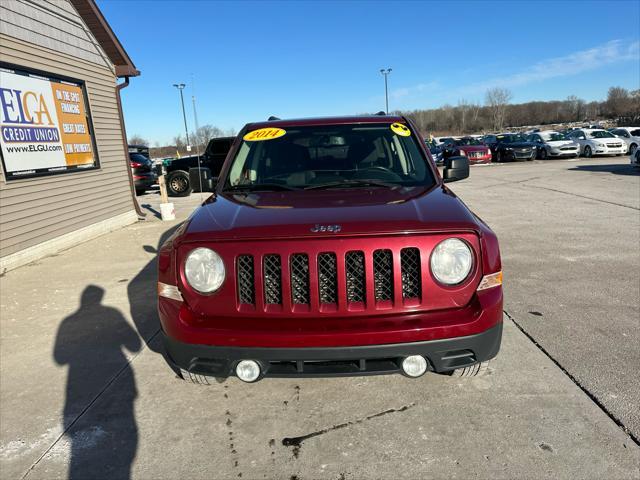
442, 137, 492, 164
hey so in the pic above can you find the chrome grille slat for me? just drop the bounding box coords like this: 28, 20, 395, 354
263, 254, 282, 305
318, 253, 338, 304
400, 248, 421, 299
237, 255, 255, 304
345, 251, 366, 303
373, 249, 393, 301
290, 254, 310, 304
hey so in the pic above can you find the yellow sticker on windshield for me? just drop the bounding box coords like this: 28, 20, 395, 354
243, 127, 286, 142
390, 123, 411, 137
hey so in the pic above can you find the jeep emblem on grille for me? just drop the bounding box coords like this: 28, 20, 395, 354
311, 224, 342, 233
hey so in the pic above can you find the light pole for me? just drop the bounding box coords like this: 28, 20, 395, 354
380, 68, 392, 114
173, 83, 190, 146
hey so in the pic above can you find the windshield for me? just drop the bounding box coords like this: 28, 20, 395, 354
224, 124, 434, 191
588, 131, 615, 139
541, 132, 568, 142
497, 134, 527, 143
455, 137, 483, 146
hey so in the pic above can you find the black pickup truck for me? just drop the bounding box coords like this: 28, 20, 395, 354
165, 137, 235, 196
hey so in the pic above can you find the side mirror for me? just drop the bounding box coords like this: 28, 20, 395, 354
189, 167, 216, 192
443, 156, 469, 183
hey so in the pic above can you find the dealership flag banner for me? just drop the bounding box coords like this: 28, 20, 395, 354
0, 65, 99, 180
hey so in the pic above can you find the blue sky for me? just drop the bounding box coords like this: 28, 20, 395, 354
98, 0, 640, 145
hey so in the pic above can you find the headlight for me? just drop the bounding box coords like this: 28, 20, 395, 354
595, 142, 605, 147
430, 238, 473, 285
459, 149, 466, 156
184, 247, 225, 293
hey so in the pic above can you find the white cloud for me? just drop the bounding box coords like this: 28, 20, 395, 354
458, 39, 639, 94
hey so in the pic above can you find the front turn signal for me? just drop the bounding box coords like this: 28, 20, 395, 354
477, 271, 502, 291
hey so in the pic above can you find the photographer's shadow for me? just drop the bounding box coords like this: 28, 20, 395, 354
53, 285, 140, 480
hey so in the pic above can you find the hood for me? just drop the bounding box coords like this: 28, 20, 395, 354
500, 142, 535, 149
456, 145, 489, 152
546, 140, 577, 147
181, 186, 481, 242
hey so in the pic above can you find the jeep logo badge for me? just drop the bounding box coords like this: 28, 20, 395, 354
310, 224, 341, 233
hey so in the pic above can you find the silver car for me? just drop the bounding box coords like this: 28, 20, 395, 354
528, 131, 580, 159
609, 127, 640, 154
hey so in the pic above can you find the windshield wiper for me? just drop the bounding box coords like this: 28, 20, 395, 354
304, 179, 399, 190
224, 183, 300, 192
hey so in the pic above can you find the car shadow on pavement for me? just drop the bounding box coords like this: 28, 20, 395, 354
127, 224, 181, 374
568, 163, 639, 176
53, 285, 140, 480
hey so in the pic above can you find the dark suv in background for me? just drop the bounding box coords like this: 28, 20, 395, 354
165, 137, 235, 196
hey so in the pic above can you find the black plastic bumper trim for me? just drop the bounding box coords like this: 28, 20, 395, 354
163, 322, 502, 379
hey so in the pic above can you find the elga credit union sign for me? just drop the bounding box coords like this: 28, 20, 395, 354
0, 64, 99, 180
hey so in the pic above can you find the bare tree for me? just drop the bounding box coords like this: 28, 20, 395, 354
485, 87, 512, 131
606, 87, 630, 117
128, 134, 148, 146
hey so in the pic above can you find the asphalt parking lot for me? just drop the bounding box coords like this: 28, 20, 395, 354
1, 157, 638, 479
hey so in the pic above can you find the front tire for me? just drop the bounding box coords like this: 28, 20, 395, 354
166, 170, 192, 197
449, 361, 491, 377
630, 143, 638, 155
583, 146, 592, 158
179, 368, 213, 385
539, 148, 547, 160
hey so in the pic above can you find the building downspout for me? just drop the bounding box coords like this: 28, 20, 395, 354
116, 76, 146, 218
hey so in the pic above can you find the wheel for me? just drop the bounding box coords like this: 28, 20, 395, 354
539, 148, 547, 160
179, 368, 212, 385
449, 361, 491, 377
495, 151, 502, 163
583, 146, 592, 158
166, 170, 192, 197
135, 188, 146, 196
630, 144, 638, 155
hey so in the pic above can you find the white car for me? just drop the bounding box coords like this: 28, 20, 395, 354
567, 129, 627, 157
528, 131, 580, 159
609, 127, 640, 154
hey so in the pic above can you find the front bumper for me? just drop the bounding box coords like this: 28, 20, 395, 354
549, 148, 579, 157
503, 150, 535, 161
164, 321, 502, 379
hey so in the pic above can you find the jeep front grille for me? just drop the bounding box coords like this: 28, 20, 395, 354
373, 249, 394, 301
345, 251, 366, 303
237, 255, 255, 304
290, 254, 310, 304
236, 248, 423, 310
263, 254, 282, 305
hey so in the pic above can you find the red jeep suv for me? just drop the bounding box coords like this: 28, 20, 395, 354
158, 115, 503, 383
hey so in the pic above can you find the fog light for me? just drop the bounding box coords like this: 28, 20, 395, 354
401, 355, 428, 378
235, 360, 261, 382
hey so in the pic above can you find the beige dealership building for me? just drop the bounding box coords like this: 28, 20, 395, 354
0, 0, 142, 272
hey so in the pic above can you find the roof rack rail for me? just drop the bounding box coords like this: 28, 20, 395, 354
268, 116, 280, 121
375, 111, 386, 116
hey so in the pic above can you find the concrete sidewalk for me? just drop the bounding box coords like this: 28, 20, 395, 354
1, 167, 639, 479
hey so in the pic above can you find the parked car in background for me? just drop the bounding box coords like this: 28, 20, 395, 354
425, 139, 444, 165
164, 137, 235, 196
159, 114, 503, 384
444, 137, 491, 164
609, 127, 640, 154
483, 133, 536, 162
527, 131, 580, 159
129, 152, 157, 195
566, 129, 626, 157
128, 144, 150, 158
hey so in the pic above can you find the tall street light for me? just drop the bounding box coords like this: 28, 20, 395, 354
173, 83, 190, 146
380, 68, 392, 114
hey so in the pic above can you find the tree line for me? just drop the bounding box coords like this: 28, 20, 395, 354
128, 124, 236, 159
401, 86, 640, 136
